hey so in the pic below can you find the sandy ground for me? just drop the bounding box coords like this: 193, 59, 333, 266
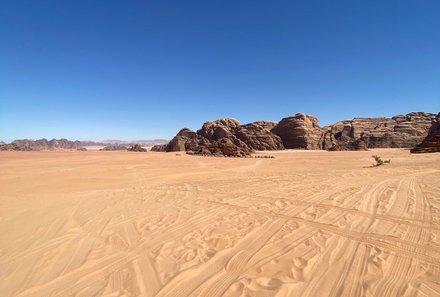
1, 149, 440, 297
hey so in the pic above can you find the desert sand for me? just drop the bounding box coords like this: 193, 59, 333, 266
1, 149, 440, 297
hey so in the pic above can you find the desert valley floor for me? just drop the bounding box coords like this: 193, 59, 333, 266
1, 149, 440, 297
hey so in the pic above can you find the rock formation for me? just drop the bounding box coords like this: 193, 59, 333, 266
100, 145, 128, 151
0, 138, 84, 151
150, 144, 167, 152
128, 144, 147, 152
164, 112, 436, 156
411, 113, 440, 153
322, 112, 435, 150
234, 121, 284, 151
166, 121, 253, 157
271, 114, 323, 149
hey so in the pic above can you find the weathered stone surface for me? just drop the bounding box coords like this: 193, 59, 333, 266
197, 119, 240, 141
323, 112, 436, 150
150, 144, 167, 152
166, 120, 253, 157
164, 112, 437, 155
271, 114, 322, 149
411, 113, 440, 153
234, 121, 284, 150
166, 128, 198, 152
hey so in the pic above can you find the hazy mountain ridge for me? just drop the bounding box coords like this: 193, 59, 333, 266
80, 139, 168, 147
0, 138, 84, 151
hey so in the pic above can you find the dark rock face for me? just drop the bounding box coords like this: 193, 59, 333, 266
197, 119, 240, 141
150, 144, 167, 152
0, 138, 83, 151
166, 121, 253, 157
128, 144, 147, 152
322, 112, 436, 151
234, 121, 284, 150
411, 113, 440, 153
166, 128, 198, 152
271, 114, 322, 149
166, 118, 285, 157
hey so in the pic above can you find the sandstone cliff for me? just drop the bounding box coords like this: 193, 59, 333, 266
411, 113, 440, 153
322, 112, 435, 150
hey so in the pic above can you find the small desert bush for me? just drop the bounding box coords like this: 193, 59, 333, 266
372, 155, 391, 167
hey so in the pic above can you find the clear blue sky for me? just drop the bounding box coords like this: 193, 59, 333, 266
1, 1, 439, 141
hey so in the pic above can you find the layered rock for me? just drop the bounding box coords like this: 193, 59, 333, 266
166, 120, 253, 157
271, 114, 322, 149
234, 121, 284, 150
322, 112, 435, 150
197, 119, 240, 140
411, 113, 440, 153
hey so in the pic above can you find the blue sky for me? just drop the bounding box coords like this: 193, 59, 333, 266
1, 0, 439, 141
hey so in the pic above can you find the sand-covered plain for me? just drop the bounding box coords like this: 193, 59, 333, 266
1, 149, 440, 297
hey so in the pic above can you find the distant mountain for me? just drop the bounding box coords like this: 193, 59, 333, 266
0, 138, 84, 151
80, 139, 168, 147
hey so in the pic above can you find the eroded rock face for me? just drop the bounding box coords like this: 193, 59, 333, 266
271, 114, 322, 149
322, 112, 436, 150
164, 112, 437, 156
197, 119, 240, 141
234, 121, 284, 151
150, 144, 167, 152
166, 120, 253, 157
411, 113, 440, 153
166, 128, 198, 152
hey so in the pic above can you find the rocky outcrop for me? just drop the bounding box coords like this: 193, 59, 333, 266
166, 128, 198, 152
0, 143, 33, 151
128, 144, 147, 152
271, 114, 322, 149
322, 112, 436, 150
165, 118, 288, 157
152, 111, 438, 156
197, 119, 240, 140
411, 113, 440, 153
100, 145, 128, 151
0, 138, 83, 151
166, 121, 253, 157
150, 144, 167, 152
234, 121, 284, 150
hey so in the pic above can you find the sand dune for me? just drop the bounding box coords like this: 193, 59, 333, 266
1, 149, 440, 297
